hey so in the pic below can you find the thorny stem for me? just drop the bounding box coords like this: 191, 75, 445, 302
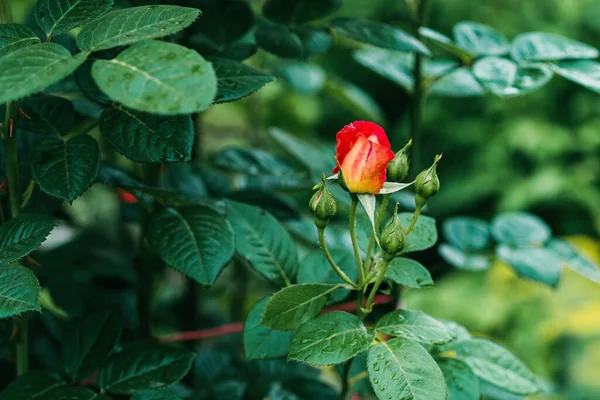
364, 193, 391, 263
318, 228, 358, 288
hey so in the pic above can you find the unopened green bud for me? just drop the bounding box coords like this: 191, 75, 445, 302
379, 203, 406, 258
310, 174, 337, 229
387, 139, 412, 183
414, 154, 442, 208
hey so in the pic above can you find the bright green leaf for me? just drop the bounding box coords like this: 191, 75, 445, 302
324, 77, 386, 123
263, 0, 342, 25
18, 95, 75, 136
0, 213, 54, 262
368, 338, 447, 400
92, 40, 217, 115
511, 32, 599, 63
147, 206, 234, 286
419, 27, 473, 62
438, 244, 491, 271
274, 61, 326, 95
376, 309, 455, 345
429, 67, 484, 97
0, 24, 41, 58
438, 358, 481, 400
443, 216, 490, 251
385, 257, 433, 288
0, 43, 87, 104
227, 201, 298, 286
472, 57, 518, 95
77, 5, 199, 51
211, 57, 275, 103
98, 344, 195, 395
244, 296, 293, 360
552, 59, 600, 94
261, 283, 340, 330
496, 245, 561, 287
269, 128, 334, 175
398, 212, 437, 253
61, 311, 122, 381
491, 211, 551, 246
453, 21, 510, 56
289, 311, 374, 365
455, 338, 539, 395
547, 239, 600, 283
507, 64, 554, 95
36, 0, 114, 38
297, 249, 357, 303
31, 135, 100, 202
99, 107, 194, 163
0, 263, 41, 319
332, 17, 430, 55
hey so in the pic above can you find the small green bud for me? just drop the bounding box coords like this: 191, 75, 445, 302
310, 174, 337, 229
379, 202, 406, 258
414, 154, 442, 208
386, 139, 412, 183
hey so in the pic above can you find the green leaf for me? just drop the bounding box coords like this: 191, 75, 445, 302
547, 239, 600, 283
455, 338, 539, 395
0, 263, 41, 318
368, 338, 447, 400
323, 78, 386, 123
0, 43, 87, 104
31, 135, 100, 202
0, 213, 54, 262
36, 0, 114, 38
211, 57, 275, 103
385, 257, 433, 288
92, 40, 216, 115
438, 244, 491, 271
227, 201, 298, 286
275, 62, 326, 95
255, 24, 303, 59
552, 59, 600, 94
99, 107, 194, 163
269, 128, 334, 175
511, 32, 599, 63
398, 212, 437, 252
244, 297, 294, 360
98, 344, 195, 395
289, 311, 374, 365
375, 309, 455, 345
472, 57, 518, 95
438, 358, 481, 400
261, 283, 340, 330
297, 249, 357, 303
77, 5, 199, 51
0, 372, 97, 400
443, 216, 490, 251
213, 148, 295, 175
61, 311, 122, 381
453, 21, 510, 57
491, 212, 551, 246
332, 17, 430, 55
429, 67, 484, 97
0, 24, 41, 58
294, 26, 333, 57
147, 206, 234, 286
263, 0, 342, 25
131, 390, 180, 400
496, 245, 561, 287
419, 27, 473, 62
507, 64, 554, 95
18, 95, 75, 136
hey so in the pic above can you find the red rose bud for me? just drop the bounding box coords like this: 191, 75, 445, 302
117, 188, 138, 204
414, 154, 442, 208
379, 202, 406, 258
386, 139, 412, 183
310, 176, 337, 229
333, 121, 395, 194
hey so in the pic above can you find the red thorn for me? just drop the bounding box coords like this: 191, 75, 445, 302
18, 108, 31, 120
0, 179, 7, 194
117, 188, 138, 204
9, 119, 13, 137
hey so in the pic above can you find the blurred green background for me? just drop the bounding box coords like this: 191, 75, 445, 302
11, 0, 600, 398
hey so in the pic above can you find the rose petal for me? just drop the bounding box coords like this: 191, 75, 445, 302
340, 135, 395, 194
333, 121, 390, 173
